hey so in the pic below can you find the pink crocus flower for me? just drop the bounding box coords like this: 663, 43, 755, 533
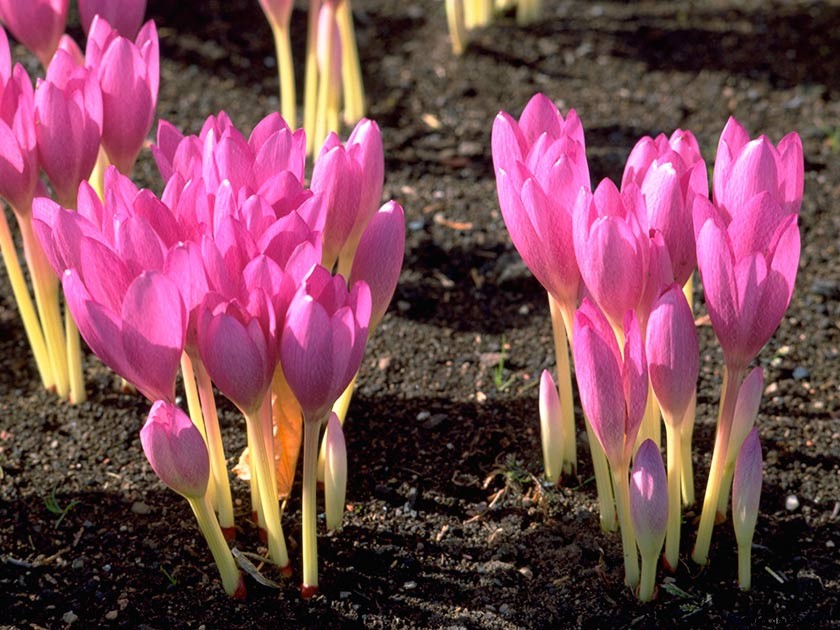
0, 38, 38, 214
573, 298, 648, 469
573, 179, 649, 329
713, 117, 803, 221
694, 192, 800, 371
0, 0, 67, 67
621, 129, 707, 286
630, 438, 668, 601
86, 16, 159, 174
56, 34, 85, 67
347, 201, 405, 330
645, 283, 699, 423
281, 264, 371, 423
141, 400, 209, 499
732, 427, 763, 590
79, 0, 147, 39
491, 93, 590, 307
35, 50, 103, 208
310, 132, 362, 269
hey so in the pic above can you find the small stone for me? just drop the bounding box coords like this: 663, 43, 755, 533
416, 411, 431, 421
826, 540, 835, 549
72, 559, 84, 570
407, 219, 425, 232
786, 495, 800, 511
518, 566, 533, 579
131, 502, 151, 515
793, 366, 810, 380
62, 612, 78, 624
339, 591, 351, 599
105, 610, 118, 621
403, 580, 417, 590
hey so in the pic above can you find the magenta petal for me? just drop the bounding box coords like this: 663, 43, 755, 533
121, 271, 185, 402
281, 296, 333, 420
198, 303, 268, 413
573, 305, 626, 465
630, 439, 668, 556
140, 400, 208, 499
696, 219, 740, 366
645, 284, 698, 421
348, 201, 405, 328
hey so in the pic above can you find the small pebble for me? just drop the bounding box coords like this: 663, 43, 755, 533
793, 366, 810, 380
131, 502, 151, 515
340, 591, 351, 599
62, 612, 78, 624
518, 566, 533, 579
407, 219, 425, 232
105, 610, 118, 621
499, 604, 511, 615
786, 495, 800, 511
403, 581, 417, 590
826, 540, 835, 549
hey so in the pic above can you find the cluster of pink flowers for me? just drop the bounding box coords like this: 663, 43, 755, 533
492, 93, 801, 598
0, 0, 404, 599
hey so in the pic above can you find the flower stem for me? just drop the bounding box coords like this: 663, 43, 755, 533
663, 419, 682, 572
637, 553, 657, 602
244, 404, 289, 570
304, 0, 322, 155
0, 206, 52, 389
65, 308, 86, 403
193, 358, 235, 536
692, 365, 745, 565
612, 465, 640, 588
337, 0, 364, 124
737, 539, 752, 591
19, 215, 69, 398
187, 494, 244, 597
548, 294, 577, 475
302, 417, 323, 596
680, 393, 696, 506
272, 22, 296, 127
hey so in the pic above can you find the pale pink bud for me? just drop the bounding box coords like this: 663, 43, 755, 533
539, 370, 564, 485
140, 400, 209, 498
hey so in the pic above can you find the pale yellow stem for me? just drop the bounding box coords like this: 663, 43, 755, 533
446, 0, 467, 55
548, 294, 576, 474
0, 206, 52, 389
663, 419, 682, 571
271, 22, 296, 127
337, 0, 365, 124
737, 539, 752, 591
692, 365, 745, 565
302, 417, 323, 593
304, 0, 322, 155
187, 494, 243, 596
680, 393, 696, 506
613, 465, 640, 588
65, 310, 86, 403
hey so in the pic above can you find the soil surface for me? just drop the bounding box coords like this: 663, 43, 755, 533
1, 1, 839, 628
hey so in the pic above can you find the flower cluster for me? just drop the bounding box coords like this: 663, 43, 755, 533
493, 93, 796, 598
34, 109, 404, 595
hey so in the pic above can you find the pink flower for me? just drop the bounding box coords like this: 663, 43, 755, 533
0, 0, 67, 67
621, 129, 707, 285
140, 400, 209, 498
645, 284, 698, 423
572, 298, 647, 469
281, 265, 371, 422
694, 192, 800, 370
79, 0, 147, 39
0, 55, 38, 214
311, 132, 361, 268
63, 266, 185, 402
491, 93, 590, 306
86, 16, 159, 174
630, 439, 668, 562
348, 201, 404, 329
573, 179, 649, 328
35, 50, 103, 207
713, 117, 803, 221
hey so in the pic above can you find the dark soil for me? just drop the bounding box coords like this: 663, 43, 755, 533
1, 0, 839, 627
